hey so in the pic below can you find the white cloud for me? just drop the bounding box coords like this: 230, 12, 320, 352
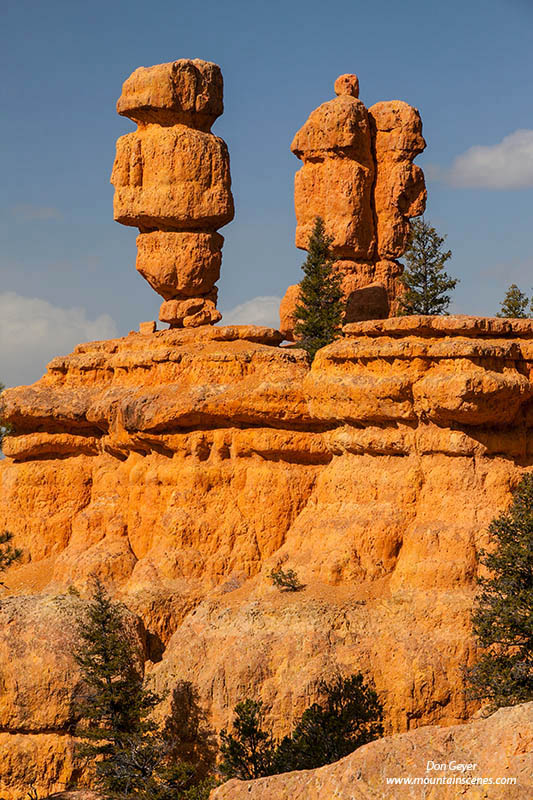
0, 292, 118, 388
10, 205, 63, 221
446, 129, 533, 189
221, 295, 282, 328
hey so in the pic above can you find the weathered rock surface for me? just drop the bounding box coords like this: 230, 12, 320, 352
1, 317, 533, 794
292, 79, 376, 259
110, 59, 234, 328
0, 594, 146, 799
212, 702, 533, 799
282, 75, 426, 338
116, 59, 224, 130
136, 231, 224, 300
369, 100, 427, 259
111, 126, 233, 231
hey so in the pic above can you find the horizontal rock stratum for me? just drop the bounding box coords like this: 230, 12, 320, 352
1, 316, 533, 796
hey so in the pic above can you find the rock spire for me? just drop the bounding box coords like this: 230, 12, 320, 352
110, 59, 234, 328
280, 73, 427, 338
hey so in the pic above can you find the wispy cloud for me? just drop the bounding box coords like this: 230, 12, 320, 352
0, 292, 117, 387
433, 129, 533, 189
10, 204, 63, 221
221, 295, 282, 328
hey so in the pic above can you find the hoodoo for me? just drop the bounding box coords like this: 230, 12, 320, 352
280, 74, 427, 337
110, 59, 234, 328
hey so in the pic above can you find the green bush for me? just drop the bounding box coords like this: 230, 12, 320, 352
269, 566, 304, 592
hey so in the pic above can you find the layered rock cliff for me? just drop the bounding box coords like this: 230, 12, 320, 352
1, 316, 532, 797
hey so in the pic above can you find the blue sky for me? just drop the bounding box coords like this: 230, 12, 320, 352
1, 0, 532, 385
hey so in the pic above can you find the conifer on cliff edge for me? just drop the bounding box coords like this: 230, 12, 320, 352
293, 217, 344, 361
496, 284, 530, 318
466, 474, 533, 707
399, 217, 457, 315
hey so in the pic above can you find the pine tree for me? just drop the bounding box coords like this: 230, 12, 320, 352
75, 579, 213, 798
496, 284, 530, 318
219, 674, 383, 779
0, 381, 11, 451
219, 700, 274, 780
74, 578, 160, 794
0, 532, 22, 574
293, 217, 344, 361
273, 674, 383, 772
399, 218, 458, 315
466, 474, 533, 707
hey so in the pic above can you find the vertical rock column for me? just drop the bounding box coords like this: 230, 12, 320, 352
369, 100, 427, 309
111, 59, 234, 328
280, 74, 427, 339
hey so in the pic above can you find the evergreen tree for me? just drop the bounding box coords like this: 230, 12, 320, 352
466, 474, 533, 707
496, 284, 530, 318
274, 674, 383, 772
75, 579, 213, 798
219, 700, 274, 780
293, 217, 344, 361
74, 577, 161, 794
399, 218, 458, 315
220, 674, 383, 779
0, 381, 11, 451
0, 532, 22, 574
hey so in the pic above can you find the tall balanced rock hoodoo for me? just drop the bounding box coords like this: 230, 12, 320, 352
280, 74, 426, 338
110, 59, 234, 328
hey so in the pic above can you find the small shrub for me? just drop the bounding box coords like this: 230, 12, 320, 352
0, 532, 22, 574
269, 566, 304, 592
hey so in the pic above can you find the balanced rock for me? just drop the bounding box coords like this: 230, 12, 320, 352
110, 59, 234, 328
281, 75, 426, 339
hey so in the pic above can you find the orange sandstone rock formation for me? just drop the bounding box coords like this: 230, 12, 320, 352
212, 702, 533, 800
110, 59, 234, 328
280, 75, 427, 339
1, 316, 533, 796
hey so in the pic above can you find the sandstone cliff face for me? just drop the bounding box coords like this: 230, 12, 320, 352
0, 317, 532, 796
212, 702, 533, 800
280, 75, 427, 339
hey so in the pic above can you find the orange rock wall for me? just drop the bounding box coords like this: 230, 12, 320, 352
0, 318, 532, 796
